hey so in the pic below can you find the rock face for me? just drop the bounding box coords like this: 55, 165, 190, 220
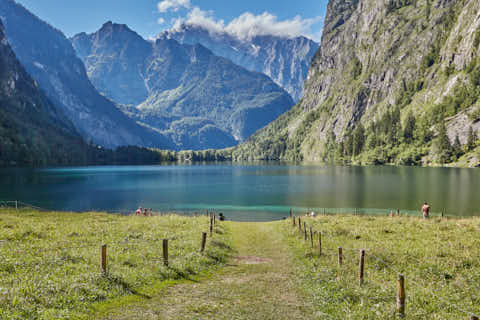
0, 0, 170, 149
233, 0, 480, 165
71, 22, 294, 150
159, 24, 319, 102
0, 20, 88, 166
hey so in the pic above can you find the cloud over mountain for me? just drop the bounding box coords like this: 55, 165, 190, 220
157, 0, 191, 13
158, 1, 322, 41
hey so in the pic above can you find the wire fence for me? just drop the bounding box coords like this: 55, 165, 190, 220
0, 200, 455, 220
287, 213, 480, 319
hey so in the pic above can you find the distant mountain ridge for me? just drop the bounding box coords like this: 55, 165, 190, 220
0, 19, 89, 166
158, 24, 320, 102
232, 0, 480, 167
0, 0, 171, 149
71, 22, 294, 150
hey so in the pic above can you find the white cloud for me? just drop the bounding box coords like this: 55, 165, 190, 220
167, 6, 322, 41
157, 0, 191, 13
226, 12, 321, 40
181, 7, 225, 34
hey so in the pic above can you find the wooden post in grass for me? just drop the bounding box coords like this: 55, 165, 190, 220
210, 216, 213, 237
293, 215, 296, 226
101, 244, 107, 274
290, 208, 292, 218
298, 217, 302, 233
163, 239, 169, 267
304, 222, 307, 241
318, 232, 322, 256
310, 227, 314, 248
397, 274, 406, 317
338, 247, 343, 265
201, 232, 207, 253
213, 214, 216, 226
359, 249, 365, 285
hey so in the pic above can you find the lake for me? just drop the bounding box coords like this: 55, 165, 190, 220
0, 164, 479, 221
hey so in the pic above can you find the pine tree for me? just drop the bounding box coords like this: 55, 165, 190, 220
353, 124, 366, 156
466, 126, 477, 151
344, 131, 354, 157
403, 112, 416, 143
453, 135, 462, 159
435, 121, 453, 163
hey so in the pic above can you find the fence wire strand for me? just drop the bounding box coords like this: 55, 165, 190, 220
288, 218, 479, 318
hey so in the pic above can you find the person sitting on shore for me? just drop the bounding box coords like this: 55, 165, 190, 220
143, 208, 148, 216
135, 207, 142, 216
149, 208, 153, 217
422, 202, 430, 219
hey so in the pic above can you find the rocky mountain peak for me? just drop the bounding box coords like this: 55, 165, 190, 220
1, 0, 169, 148
71, 22, 294, 150
159, 23, 319, 102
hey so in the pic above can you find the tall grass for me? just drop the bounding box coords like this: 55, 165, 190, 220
286, 215, 480, 319
0, 209, 231, 319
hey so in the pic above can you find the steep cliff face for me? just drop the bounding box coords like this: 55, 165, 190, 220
72, 22, 294, 150
0, 0, 170, 149
234, 0, 480, 166
159, 24, 319, 102
0, 20, 89, 166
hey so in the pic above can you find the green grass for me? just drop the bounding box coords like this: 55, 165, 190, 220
0, 209, 231, 319
97, 221, 314, 320
3, 209, 479, 319
285, 215, 480, 319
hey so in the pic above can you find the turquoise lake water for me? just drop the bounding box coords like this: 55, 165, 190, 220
0, 164, 479, 221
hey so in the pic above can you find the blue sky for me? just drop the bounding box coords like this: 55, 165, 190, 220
14, 0, 327, 41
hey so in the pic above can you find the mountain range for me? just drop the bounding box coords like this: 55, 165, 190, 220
159, 24, 320, 102
232, 0, 480, 167
71, 22, 294, 150
0, 0, 173, 149
0, 20, 89, 166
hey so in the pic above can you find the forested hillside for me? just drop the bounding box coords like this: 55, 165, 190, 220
233, 0, 480, 167
0, 21, 89, 166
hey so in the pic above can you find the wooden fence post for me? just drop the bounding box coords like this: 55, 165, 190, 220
293, 215, 296, 226
359, 249, 365, 285
290, 208, 292, 218
163, 239, 169, 266
201, 232, 207, 253
397, 274, 406, 318
298, 217, 302, 233
318, 232, 322, 256
304, 222, 307, 241
213, 214, 216, 226
338, 247, 343, 265
210, 216, 213, 237
101, 244, 107, 274
310, 227, 314, 248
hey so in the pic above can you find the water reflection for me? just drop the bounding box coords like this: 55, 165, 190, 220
0, 164, 478, 220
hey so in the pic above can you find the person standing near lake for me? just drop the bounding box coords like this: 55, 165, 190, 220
422, 202, 430, 219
